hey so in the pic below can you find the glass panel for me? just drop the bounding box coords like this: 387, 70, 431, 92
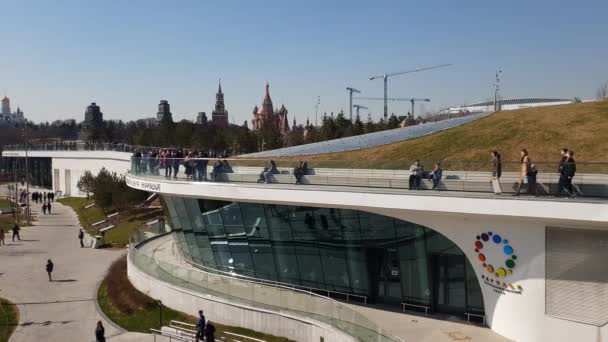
221, 203, 246, 236
320, 247, 351, 292
273, 245, 301, 285
296, 246, 325, 288
250, 244, 278, 281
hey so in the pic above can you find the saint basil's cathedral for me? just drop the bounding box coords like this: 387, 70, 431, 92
252, 82, 290, 137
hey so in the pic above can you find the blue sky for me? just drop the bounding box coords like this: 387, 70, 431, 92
1, 0, 606, 124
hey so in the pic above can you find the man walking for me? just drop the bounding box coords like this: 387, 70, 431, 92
12, 223, 21, 242
195, 310, 206, 341
563, 150, 577, 198
42, 202, 47, 215
557, 148, 568, 196
79, 229, 85, 248
0, 228, 5, 246
47, 202, 52, 215
46, 259, 54, 281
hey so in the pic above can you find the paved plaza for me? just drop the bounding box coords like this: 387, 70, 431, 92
0, 186, 168, 342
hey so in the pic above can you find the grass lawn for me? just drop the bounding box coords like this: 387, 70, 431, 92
58, 197, 163, 248
0, 297, 19, 342
99, 255, 293, 341
301, 100, 608, 171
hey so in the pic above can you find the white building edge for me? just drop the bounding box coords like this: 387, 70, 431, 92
4, 149, 608, 342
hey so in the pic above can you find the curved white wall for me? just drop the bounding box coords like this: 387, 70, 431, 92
127, 252, 356, 342
126, 175, 608, 342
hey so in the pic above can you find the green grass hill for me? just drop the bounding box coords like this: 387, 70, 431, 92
307, 100, 608, 166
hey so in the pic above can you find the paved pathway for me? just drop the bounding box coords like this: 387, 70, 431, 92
0, 186, 166, 342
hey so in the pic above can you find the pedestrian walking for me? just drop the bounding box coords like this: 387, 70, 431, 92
46, 259, 54, 281
47, 202, 52, 214
95, 321, 106, 342
563, 150, 577, 198
12, 223, 21, 242
79, 229, 85, 248
0, 228, 5, 246
42, 202, 47, 215
513, 149, 531, 196
491, 151, 503, 194
205, 321, 216, 342
196, 310, 206, 341
558, 148, 569, 196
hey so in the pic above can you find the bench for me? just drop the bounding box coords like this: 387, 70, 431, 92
465, 312, 486, 326
402, 302, 430, 316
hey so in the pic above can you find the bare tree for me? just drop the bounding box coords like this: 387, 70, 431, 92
597, 81, 608, 99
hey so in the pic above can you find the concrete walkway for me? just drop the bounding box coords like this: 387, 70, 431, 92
0, 187, 165, 342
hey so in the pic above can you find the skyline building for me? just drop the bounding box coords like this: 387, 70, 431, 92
157, 100, 173, 123
0, 95, 25, 125
83, 102, 103, 128
251, 82, 290, 136
211, 81, 229, 128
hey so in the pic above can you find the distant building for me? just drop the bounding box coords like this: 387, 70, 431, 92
0, 96, 25, 125
137, 117, 158, 127
211, 81, 229, 128
196, 112, 208, 125
83, 102, 103, 128
251, 82, 289, 136
157, 100, 173, 122
445, 98, 573, 114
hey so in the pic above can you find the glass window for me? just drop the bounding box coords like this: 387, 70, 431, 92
240, 203, 270, 239
266, 205, 293, 241
346, 248, 369, 294
314, 208, 342, 240
320, 247, 350, 292
339, 209, 362, 240
250, 244, 278, 281
398, 229, 431, 306
273, 245, 300, 285
202, 208, 225, 238
229, 242, 255, 277
296, 246, 325, 288
220, 203, 246, 236
359, 213, 396, 239
290, 207, 318, 241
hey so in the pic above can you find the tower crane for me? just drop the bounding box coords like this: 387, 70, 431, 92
346, 87, 361, 122
352, 104, 368, 119
354, 97, 430, 117
369, 64, 451, 121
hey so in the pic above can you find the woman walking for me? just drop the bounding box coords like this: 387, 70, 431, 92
513, 149, 531, 196
491, 151, 502, 194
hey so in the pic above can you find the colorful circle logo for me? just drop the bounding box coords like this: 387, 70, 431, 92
474, 231, 518, 281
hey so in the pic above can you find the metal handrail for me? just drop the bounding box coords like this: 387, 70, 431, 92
130, 233, 405, 342
171, 239, 369, 304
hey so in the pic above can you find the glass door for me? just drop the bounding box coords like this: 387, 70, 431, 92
431, 253, 466, 315
377, 247, 403, 304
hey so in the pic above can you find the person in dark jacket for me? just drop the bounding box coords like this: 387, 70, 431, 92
195, 310, 206, 341
95, 321, 106, 342
173, 149, 184, 179
557, 148, 569, 196
47, 202, 52, 215
491, 151, 502, 179
527, 164, 538, 196
46, 259, 54, 281
261, 160, 278, 184
12, 223, 21, 242
294, 160, 308, 184
196, 152, 209, 181
429, 163, 443, 190
79, 229, 85, 248
204, 321, 216, 342
563, 150, 577, 198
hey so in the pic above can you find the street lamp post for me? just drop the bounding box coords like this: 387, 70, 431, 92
23, 121, 31, 226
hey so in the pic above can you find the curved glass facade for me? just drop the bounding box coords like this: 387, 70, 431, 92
164, 196, 484, 316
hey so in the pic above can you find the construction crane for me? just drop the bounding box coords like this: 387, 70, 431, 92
352, 104, 368, 119
369, 64, 451, 121
354, 97, 430, 117
346, 87, 361, 122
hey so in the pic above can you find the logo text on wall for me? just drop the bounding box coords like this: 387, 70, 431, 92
125, 178, 161, 192
474, 231, 523, 295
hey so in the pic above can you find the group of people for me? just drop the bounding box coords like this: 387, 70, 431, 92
0, 223, 21, 246
195, 310, 216, 342
491, 148, 577, 197
132, 149, 232, 181
258, 160, 310, 184
31, 191, 55, 203
408, 161, 443, 190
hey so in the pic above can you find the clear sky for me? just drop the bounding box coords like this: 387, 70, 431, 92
1, 0, 607, 124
